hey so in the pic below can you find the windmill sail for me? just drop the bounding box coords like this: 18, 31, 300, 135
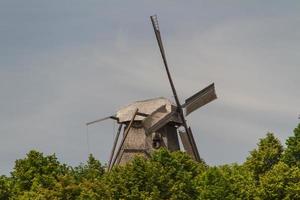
183, 83, 217, 116
150, 15, 203, 162
179, 127, 201, 161
179, 131, 196, 160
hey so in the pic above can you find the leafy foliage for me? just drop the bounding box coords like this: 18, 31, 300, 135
104, 149, 206, 200
197, 164, 256, 200
0, 123, 299, 199
282, 123, 300, 167
244, 133, 283, 181
10, 150, 70, 197
0, 175, 11, 200
258, 161, 300, 200
72, 154, 105, 182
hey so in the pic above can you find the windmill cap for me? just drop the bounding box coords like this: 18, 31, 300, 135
116, 97, 179, 123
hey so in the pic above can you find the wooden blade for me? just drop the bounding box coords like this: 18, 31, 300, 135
86, 116, 118, 126
183, 83, 217, 116
150, 15, 182, 112
108, 124, 123, 171
179, 131, 196, 160
179, 127, 201, 161
150, 15, 200, 160
142, 104, 178, 135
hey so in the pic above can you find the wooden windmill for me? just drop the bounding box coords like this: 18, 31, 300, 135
86, 15, 217, 170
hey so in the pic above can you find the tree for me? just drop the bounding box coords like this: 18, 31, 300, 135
15, 173, 81, 200
73, 154, 107, 200
10, 150, 69, 198
7, 151, 108, 199
73, 154, 105, 182
196, 164, 256, 200
104, 148, 206, 200
244, 133, 283, 181
258, 161, 300, 200
3, 124, 300, 199
77, 179, 109, 200
0, 175, 11, 200
282, 123, 300, 167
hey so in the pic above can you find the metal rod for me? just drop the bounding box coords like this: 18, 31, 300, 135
150, 15, 201, 161
108, 124, 123, 171
110, 108, 139, 169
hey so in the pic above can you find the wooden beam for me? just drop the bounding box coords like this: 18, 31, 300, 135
110, 108, 139, 170
108, 124, 123, 171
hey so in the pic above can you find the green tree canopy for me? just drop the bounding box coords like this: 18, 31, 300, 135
1, 123, 300, 199
104, 149, 207, 200
258, 161, 300, 200
282, 123, 300, 167
0, 175, 11, 200
11, 150, 68, 194
196, 164, 256, 200
72, 154, 105, 182
244, 133, 283, 181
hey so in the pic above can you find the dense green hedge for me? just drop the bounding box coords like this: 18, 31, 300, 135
1, 123, 299, 199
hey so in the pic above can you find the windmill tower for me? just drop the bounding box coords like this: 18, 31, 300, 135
87, 15, 217, 170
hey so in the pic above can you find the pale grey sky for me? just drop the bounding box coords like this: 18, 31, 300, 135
1, 1, 299, 175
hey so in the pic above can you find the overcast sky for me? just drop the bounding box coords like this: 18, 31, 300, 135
1, 1, 299, 175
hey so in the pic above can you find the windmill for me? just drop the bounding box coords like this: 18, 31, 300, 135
86, 15, 217, 170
